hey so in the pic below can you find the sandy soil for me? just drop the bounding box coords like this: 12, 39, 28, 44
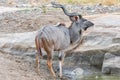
0, 6, 69, 33
0, 52, 64, 80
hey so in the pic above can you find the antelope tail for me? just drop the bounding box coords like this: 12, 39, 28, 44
35, 36, 42, 57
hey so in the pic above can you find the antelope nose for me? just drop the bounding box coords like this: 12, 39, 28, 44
86, 21, 94, 27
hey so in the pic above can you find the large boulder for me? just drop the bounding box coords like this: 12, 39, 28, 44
102, 53, 120, 74
0, 32, 36, 57
64, 14, 120, 78
65, 14, 120, 67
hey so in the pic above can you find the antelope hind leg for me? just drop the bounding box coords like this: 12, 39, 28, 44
36, 53, 40, 74
47, 57, 56, 77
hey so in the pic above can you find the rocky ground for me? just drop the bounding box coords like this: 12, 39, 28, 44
0, 1, 120, 80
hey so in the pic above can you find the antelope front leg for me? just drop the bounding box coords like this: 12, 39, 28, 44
59, 51, 65, 77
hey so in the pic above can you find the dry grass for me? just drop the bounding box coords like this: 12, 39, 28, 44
7, 0, 120, 6
56, 0, 120, 5
102, 0, 120, 5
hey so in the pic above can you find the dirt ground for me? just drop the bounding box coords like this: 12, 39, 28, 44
0, 7, 69, 33
0, 51, 65, 80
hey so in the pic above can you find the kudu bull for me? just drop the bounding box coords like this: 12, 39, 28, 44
35, 2, 94, 77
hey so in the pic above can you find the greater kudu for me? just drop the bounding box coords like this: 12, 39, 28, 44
35, 2, 94, 77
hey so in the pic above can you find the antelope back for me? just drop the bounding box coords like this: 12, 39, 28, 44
37, 25, 70, 51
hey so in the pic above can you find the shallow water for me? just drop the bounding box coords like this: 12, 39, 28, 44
81, 74, 120, 80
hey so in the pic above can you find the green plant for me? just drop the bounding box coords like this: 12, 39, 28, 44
42, 6, 47, 13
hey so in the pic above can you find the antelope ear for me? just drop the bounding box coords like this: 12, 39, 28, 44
74, 16, 79, 21
69, 16, 79, 22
